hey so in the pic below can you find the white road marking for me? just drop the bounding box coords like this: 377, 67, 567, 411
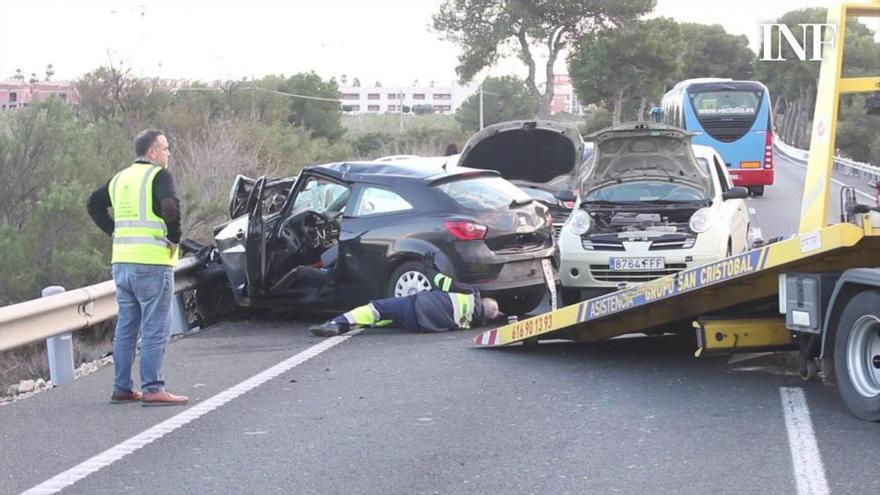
749, 208, 756, 215
779, 387, 829, 495
783, 156, 875, 201
21, 330, 363, 495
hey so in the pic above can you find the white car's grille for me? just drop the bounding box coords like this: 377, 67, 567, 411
589, 263, 688, 282
553, 223, 563, 242
581, 238, 625, 251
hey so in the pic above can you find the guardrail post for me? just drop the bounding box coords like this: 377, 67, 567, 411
43, 286, 75, 386
169, 293, 192, 336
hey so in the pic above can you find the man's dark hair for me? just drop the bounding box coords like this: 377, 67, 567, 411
134, 129, 165, 157
444, 143, 459, 156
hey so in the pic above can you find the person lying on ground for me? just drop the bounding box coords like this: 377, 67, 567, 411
310, 267, 501, 337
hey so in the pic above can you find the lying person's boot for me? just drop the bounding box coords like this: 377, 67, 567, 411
310, 321, 351, 337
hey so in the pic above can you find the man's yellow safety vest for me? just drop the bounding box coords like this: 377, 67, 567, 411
109, 163, 177, 266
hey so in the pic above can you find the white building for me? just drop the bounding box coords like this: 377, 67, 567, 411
339, 82, 478, 114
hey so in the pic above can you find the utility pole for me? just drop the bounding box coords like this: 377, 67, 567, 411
138, 4, 146, 76
479, 84, 484, 130
399, 89, 405, 133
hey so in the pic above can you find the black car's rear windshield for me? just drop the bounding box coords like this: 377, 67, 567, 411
436, 176, 531, 210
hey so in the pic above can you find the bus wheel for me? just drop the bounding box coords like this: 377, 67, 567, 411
749, 186, 764, 196
833, 290, 880, 422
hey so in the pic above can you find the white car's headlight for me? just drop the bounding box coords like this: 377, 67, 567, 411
567, 209, 592, 235
689, 208, 714, 233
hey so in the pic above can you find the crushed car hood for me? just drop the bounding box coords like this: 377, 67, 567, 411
581, 123, 712, 195
458, 120, 584, 186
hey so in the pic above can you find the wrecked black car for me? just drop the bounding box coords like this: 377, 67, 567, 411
456, 120, 587, 241
193, 160, 558, 322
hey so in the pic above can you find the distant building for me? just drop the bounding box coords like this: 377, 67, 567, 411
0, 81, 77, 111
338, 82, 478, 115
549, 74, 582, 115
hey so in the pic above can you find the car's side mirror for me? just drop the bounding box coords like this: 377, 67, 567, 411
722, 187, 749, 200
555, 190, 577, 203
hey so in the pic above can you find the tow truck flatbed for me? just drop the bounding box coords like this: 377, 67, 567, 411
475, 221, 880, 347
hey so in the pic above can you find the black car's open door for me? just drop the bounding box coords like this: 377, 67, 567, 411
245, 177, 268, 298
229, 174, 256, 219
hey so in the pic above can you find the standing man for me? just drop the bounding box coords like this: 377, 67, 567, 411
87, 129, 188, 407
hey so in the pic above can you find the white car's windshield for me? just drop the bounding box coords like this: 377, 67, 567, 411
584, 181, 708, 203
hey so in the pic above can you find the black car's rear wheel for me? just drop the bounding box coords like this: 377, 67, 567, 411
388, 261, 433, 298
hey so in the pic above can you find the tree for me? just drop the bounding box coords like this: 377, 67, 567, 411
352, 132, 395, 158
12, 68, 24, 82
454, 75, 539, 132
29, 73, 39, 84
45, 63, 55, 82
677, 24, 754, 80
413, 104, 436, 115
568, 18, 684, 124
74, 64, 172, 131
756, 8, 879, 148
433, 0, 656, 118
836, 95, 880, 165
278, 72, 345, 140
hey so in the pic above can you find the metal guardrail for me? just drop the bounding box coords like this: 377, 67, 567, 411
0, 256, 203, 353
774, 138, 880, 184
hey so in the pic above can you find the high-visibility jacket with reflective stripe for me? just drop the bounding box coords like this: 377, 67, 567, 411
413, 290, 481, 331
109, 163, 177, 266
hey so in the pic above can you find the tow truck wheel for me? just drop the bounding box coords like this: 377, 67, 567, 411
833, 290, 880, 422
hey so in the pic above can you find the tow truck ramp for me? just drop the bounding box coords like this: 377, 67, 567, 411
475, 221, 880, 350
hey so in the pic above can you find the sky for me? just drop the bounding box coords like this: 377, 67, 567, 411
0, 0, 863, 86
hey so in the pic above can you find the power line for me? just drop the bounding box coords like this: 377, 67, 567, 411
174, 85, 341, 103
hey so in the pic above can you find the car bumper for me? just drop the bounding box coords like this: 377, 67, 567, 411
559, 232, 726, 291
441, 243, 557, 292
559, 253, 721, 290
729, 168, 774, 187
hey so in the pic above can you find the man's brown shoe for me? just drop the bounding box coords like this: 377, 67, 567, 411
110, 390, 143, 404
143, 390, 189, 407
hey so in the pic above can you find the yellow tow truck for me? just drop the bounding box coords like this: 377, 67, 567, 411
474, 1, 880, 421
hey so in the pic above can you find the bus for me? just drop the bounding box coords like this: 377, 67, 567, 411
658, 78, 774, 196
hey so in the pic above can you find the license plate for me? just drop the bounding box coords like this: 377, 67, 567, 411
609, 257, 665, 271
541, 258, 557, 311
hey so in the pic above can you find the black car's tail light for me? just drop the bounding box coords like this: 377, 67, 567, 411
444, 221, 488, 240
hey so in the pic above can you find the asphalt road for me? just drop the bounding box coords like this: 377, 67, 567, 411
1, 154, 878, 495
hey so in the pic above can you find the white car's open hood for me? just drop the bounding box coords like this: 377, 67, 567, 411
582, 123, 712, 196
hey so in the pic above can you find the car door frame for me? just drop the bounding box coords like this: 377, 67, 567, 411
711, 151, 749, 253
244, 176, 268, 300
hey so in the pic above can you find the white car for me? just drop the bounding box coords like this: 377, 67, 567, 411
558, 123, 751, 304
